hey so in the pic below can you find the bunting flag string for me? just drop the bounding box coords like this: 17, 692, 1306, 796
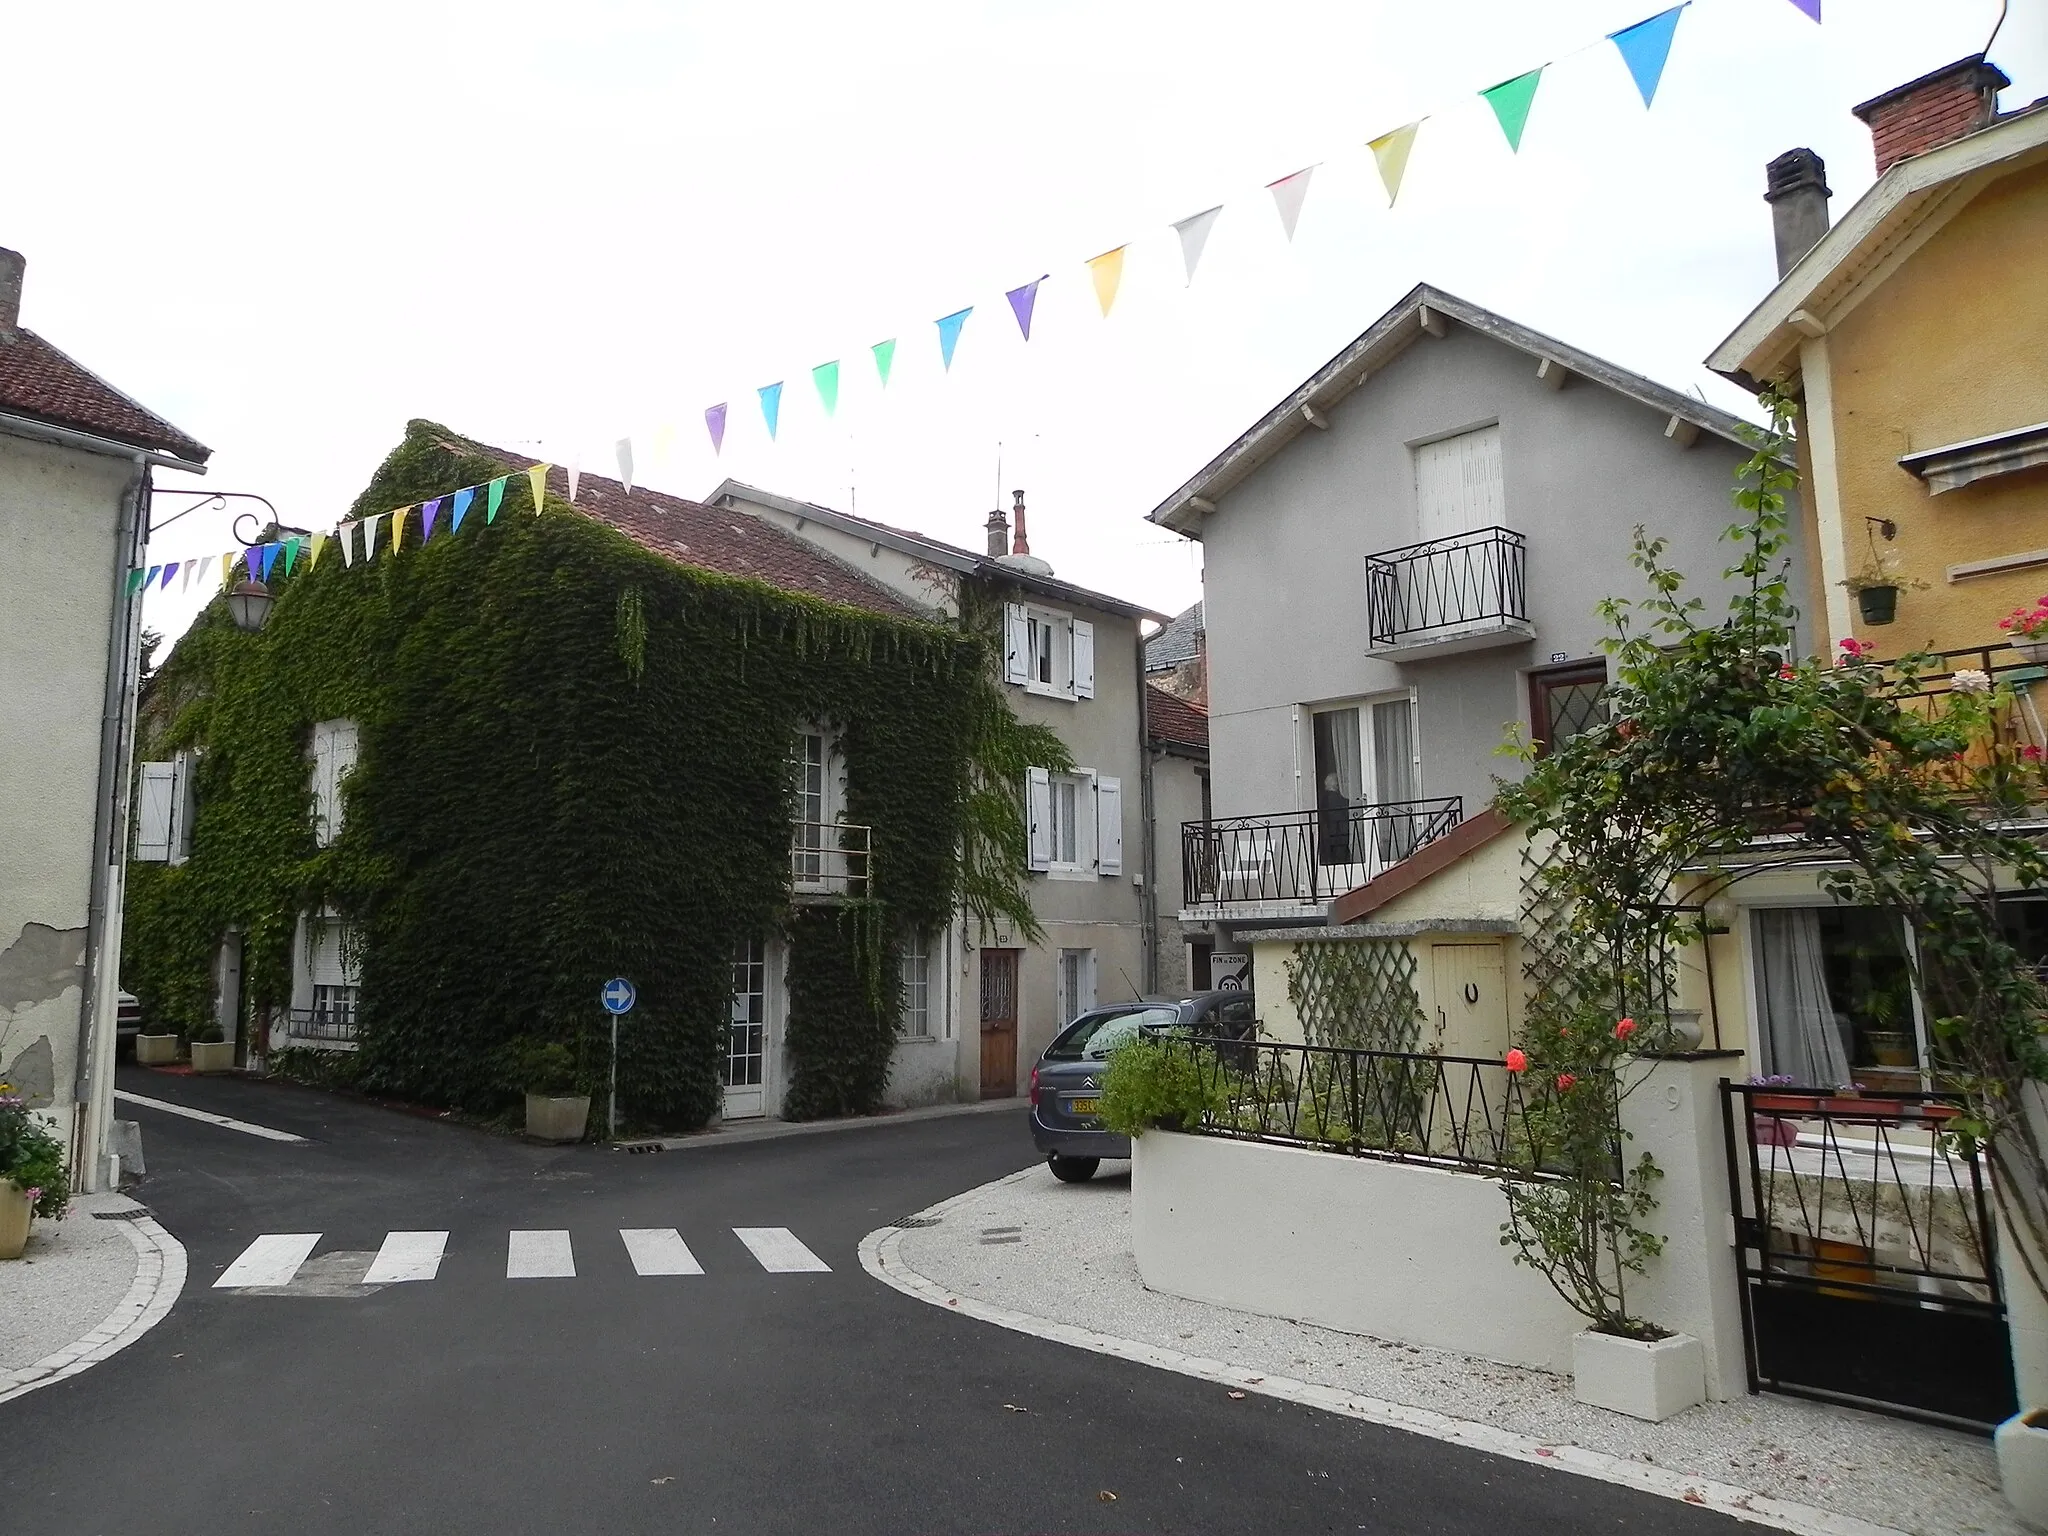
451, 486, 474, 532
812, 360, 840, 415
871, 338, 896, 386
1172, 206, 1221, 285
526, 464, 549, 516
1610, 7, 1685, 108
1368, 123, 1421, 206
421, 498, 443, 542
758, 382, 784, 440
1005, 278, 1043, 339
936, 307, 972, 370
1266, 167, 1316, 242
705, 403, 728, 455
391, 507, 409, 554
486, 477, 507, 523
1482, 67, 1545, 152
1087, 246, 1126, 318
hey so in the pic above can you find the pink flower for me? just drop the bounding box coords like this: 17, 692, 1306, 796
1505, 1049, 1528, 1074
1779, 665, 1797, 680
1614, 1017, 1637, 1041
2024, 745, 2044, 763
1838, 637, 1875, 659
1556, 1073, 1577, 1093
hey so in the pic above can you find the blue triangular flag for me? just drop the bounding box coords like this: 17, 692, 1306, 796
758, 382, 784, 440
259, 543, 281, 580
936, 306, 972, 371
1609, 6, 1685, 109
421, 497, 443, 541
451, 486, 474, 532
143, 564, 162, 589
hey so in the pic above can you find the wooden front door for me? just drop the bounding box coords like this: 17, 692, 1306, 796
979, 948, 1020, 1099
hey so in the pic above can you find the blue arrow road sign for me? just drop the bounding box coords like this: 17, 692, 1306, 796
600, 978, 637, 1015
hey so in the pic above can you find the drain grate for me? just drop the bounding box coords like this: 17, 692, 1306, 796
92, 1208, 151, 1220
894, 1216, 941, 1229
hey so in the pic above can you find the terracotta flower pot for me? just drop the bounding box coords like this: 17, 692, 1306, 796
0, 1181, 32, 1261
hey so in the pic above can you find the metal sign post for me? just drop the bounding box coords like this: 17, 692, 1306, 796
600, 977, 637, 1141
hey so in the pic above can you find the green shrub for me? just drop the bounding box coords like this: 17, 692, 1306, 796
1099, 1036, 1221, 1137
504, 1037, 583, 1097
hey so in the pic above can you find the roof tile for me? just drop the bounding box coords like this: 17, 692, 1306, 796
0, 330, 209, 463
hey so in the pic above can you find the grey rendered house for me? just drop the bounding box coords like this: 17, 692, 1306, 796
715, 482, 1166, 1100
1149, 283, 1807, 955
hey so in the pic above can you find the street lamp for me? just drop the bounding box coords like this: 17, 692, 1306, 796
226, 579, 274, 633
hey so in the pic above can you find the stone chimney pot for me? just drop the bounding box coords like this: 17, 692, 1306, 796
1763, 149, 1832, 278
0, 248, 23, 339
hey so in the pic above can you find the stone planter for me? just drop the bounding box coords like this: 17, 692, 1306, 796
2012, 639, 2048, 665
0, 1181, 32, 1261
188, 1040, 236, 1074
135, 1033, 181, 1065
525, 1093, 591, 1144
1998, 1411, 2048, 1528
1572, 1329, 1704, 1421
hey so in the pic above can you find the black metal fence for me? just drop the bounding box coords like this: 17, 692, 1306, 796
1182, 798, 1463, 909
285, 1006, 359, 1045
1721, 1081, 2015, 1430
1160, 1035, 1592, 1178
1366, 526, 1528, 648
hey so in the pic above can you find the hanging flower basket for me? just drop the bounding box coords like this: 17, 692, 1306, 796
1857, 585, 1899, 625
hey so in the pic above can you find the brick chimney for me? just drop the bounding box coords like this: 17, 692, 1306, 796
984, 503, 1008, 557
0, 248, 23, 340
1764, 150, 1832, 277
1009, 489, 1030, 557
1851, 55, 2008, 175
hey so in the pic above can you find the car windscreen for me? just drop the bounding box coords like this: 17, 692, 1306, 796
1044, 1006, 1182, 1061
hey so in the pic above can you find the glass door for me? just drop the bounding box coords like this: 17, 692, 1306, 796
1311, 697, 1421, 889
726, 937, 769, 1119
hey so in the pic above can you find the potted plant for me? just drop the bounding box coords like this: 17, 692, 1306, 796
187, 1020, 235, 1074
136, 1021, 182, 1065
1999, 596, 2048, 663
514, 1038, 590, 1144
1838, 550, 1925, 627
1099, 1034, 1224, 1137
0, 1079, 70, 1260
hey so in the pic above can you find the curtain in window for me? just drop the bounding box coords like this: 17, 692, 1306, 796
1372, 698, 1419, 863
1312, 708, 1362, 866
1756, 909, 1853, 1088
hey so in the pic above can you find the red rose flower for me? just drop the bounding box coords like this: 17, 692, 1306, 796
1556, 1073, 1577, 1092
1505, 1049, 1528, 1073
1614, 1017, 1637, 1041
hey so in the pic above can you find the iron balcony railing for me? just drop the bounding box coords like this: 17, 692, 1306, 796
1182, 798, 1462, 909
285, 1005, 358, 1045
792, 820, 872, 897
1366, 526, 1528, 648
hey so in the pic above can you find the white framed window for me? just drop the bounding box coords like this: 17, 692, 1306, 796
1003, 602, 1094, 700
1025, 767, 1122, 879
309, 916, 361, 1026
1057, 948, 1098, 1026
790, 726, 848, 889
900, 932, 932, 1039
1412, 423, 1504, 542
310, 719, 360, 848
134, 751, 197, 864
729, 937, 767, 1089
1309, 694, 1421, 870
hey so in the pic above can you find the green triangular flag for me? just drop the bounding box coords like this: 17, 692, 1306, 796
1481, 67, 1544, 152
871, 338, 896, 387
126, 566, 147, 595
282, 536, 302, 574
486, 476, 507, 523
813, 359, 840, 416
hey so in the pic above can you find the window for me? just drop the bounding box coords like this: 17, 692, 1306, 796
309, 918, 361, 1027
1025, 768, 1122, 878
901, 932, 933, 1039
791, 730, 828, 883
1003, 603, 1095, 700
1413, 424, 1504, 542
1527, 662, 1609, 754
1043, 1005, 1180, 1060
729, 938, 767, 1088
1058, 948, 1098, 1025
134, 751, 196, 864
1309, 696, 1420, 867
310, 719, 360, 847
1753, 907, 1924, 1091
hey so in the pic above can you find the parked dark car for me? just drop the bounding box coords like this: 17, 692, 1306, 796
1028, 990, 1257, 1182
116, 991, 142, 1058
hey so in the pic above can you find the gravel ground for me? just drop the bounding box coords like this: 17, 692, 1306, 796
0, 1194, 143, 1372
896, 1162, 2022, 1536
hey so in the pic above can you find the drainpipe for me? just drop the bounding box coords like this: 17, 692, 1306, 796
1137, 631, 1158, 994
71, 458, 151, 1193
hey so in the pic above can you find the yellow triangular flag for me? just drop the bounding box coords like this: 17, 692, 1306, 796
1369, 121, 1421, 206
310, 532, 329, 568
1087, 246, 1127, 317
391, 506, 409, 552
528, 463, 549, 516
220, 552, 236, 589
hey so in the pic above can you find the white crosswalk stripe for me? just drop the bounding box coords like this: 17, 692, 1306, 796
506, 1229, 576, 1279
620, 1228, 704, 1276
733, 1227, 832, 1273
215, 1233, 322, 1288
363, 1230, 448, 1283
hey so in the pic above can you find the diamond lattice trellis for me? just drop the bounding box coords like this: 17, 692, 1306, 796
1286, 939, 1424, 1053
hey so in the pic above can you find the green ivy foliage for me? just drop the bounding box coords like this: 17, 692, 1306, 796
124, 420, 992, 1131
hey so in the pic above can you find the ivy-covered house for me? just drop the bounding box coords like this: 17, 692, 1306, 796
122, 420, 1016, 1131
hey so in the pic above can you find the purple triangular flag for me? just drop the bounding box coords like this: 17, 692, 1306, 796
451, 486, 474, 532
421, 497, 443, 541
706, 402, 728, 455
1006, 278, 1045, 341
244, 547, 262, 581
1787, 0, 1819, 18
158, 562, 179, 590
259, 543, 281, 581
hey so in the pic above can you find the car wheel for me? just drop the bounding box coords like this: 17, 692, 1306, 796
1048, 1154, 1099, 1183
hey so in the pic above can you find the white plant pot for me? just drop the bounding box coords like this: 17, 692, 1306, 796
136, 1033, 181, 1065
188, 1040, 236, 1074
1572, 1329, 1705, 1422
2011, 640, 2048, 665
525, 1093, 591, 1144
1998, 1411, 2048, 1528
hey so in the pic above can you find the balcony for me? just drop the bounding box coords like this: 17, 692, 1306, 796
793, 820, 873, 899
1181, 798, 1464, 921
1366, 526, 1533, 658
284, 1004, 359, 1050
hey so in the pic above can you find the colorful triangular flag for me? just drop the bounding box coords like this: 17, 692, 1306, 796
813, 360, 840, 416
339, 522, 356, 567
1482, 68, 1544, 152
1006, 279, 1044, 340
1610, 8, 1685, 109
1787, 0, 1819, 19
759, 382, 783, 440
451, 486, 474, 532
615, 439, 634, 494
143, 564, 162, 589
259, 544, 281, 580
1087, 246, 1127, 317
221, 552, 236, 588
1267, 167, 1316, 241
245, 547, 263, 581
421, 499, 442, 541
1368, 122, 1421, 205
390, 507, 409, 553
281, 537, 300, 574
871, 339, 896, 387
936, 307, 972, 371
310, 532, 329, 568
364, 514, 384, 560
705, 405, 728, 455
1171, 206, 1221, 285
127, 567, 148, 596
486, 478, 507, 523
527, 464, 548, 516
159, 561, 179, 589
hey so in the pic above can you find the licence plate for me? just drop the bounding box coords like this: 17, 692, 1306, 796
1067, 1096, 1101, 1116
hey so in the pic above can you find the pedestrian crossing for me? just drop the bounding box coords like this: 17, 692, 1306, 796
211, 1226, 832, 1290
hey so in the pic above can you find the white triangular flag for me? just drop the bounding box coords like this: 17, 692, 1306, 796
1172, 205, 1223, 285
1267, 166, 1316, 242
180, 560, 196, 593
364, 514, 385, 561
567, 457, 581, 503
615, 438, 634, 495
339, 521, 356, 567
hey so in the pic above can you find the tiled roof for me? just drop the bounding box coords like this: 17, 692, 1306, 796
1146, 601, 1203, 671
0, 329, 209, 463
1146, 685, 1208, 752
451, 435, 923, 621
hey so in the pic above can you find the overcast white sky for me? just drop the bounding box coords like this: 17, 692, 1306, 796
11, 0, 2041, 642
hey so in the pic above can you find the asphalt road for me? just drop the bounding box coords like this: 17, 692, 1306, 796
2, 1065, 1750, 1534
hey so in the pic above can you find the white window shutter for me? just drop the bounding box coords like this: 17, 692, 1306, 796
1003, 603, 1030, 686
1026, 767, 1053, 872
168, 751, 196, 865
1094, 775, 1123, 875
134, 762, 175, 862
1084, 950, 1098, 1012
1071, 619, 1095, 699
